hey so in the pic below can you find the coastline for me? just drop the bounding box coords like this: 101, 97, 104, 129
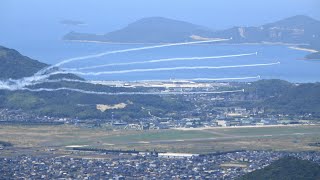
289, 46, 318, 53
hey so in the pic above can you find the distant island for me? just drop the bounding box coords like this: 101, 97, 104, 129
63, 15, 320, 59
64, 17, 214, 43
60, 19, 87, 26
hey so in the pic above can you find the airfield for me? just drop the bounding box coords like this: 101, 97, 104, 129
1, 124, 320, 156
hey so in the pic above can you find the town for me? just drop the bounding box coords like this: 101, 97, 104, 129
1, 150, 319, 179
0, 106, 317, 131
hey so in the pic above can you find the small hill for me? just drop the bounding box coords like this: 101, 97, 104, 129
64, 17, 215, 43
0, 46, 82, 81
246, 79, 294, 98
243, 80, 320, 116
0, 46, 47, 79
266, 82, 320, 116
239, 157, 320, 180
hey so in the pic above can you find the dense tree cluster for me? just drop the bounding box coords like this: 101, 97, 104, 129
240, 157, 320, 180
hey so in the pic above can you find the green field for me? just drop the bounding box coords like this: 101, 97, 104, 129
100, 130, 215, 143
1, 125, 320, 154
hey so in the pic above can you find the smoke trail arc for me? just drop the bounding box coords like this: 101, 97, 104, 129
36, 38, 231, 75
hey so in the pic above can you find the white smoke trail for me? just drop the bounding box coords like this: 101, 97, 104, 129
0, 75, 51, 91
36, 38, 230, 75
0, 75, 86, 91
19, 87, 245, 95
34, 78, 88, 84
52, 62, 280, 76
65, 52, 257, 71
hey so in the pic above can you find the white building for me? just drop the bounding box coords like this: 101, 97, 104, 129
216, 120, 228, 127
158, 153, 199, 159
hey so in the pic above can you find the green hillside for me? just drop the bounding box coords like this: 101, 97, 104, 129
244, 80, 320, 116
0, 46, 47, 79
239, 157, 320, 180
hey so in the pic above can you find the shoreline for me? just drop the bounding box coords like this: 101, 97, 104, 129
289, 46, 318, 53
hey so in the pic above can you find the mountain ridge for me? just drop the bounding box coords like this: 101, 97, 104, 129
63, 15, 320, 44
